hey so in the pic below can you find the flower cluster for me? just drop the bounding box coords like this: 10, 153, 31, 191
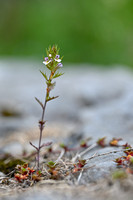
40, 45, 64, 102
43, 47, 63, 69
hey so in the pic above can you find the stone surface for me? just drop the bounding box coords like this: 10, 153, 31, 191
1, 178, 133, 200
1, 60, 133, 199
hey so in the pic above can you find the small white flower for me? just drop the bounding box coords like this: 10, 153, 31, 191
43, 57, 51, 65
55, 55, 61, 62
55, 58, 61, 62
43, 60, 51, 65
49, 54, 52, 57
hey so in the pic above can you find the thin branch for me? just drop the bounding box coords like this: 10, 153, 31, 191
76, 169, 83, 185
72, 143, 97, 163
86, 148, 133, 162
60, 159, 68, 169
76, 165, 95, 185
29, 142, 38, 151
54, 149, 65, 165
46, 96, 59, 102
42, 165, 51, 176
6, 170, 15, 177
35, 97, 44, 109
40, 142, 52, 149
80, 143, 97, 157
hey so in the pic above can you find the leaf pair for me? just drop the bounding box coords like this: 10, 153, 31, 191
53, 72, 64, 79
40, 70, 64, 81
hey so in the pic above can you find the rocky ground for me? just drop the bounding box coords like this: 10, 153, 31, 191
0, 60, 133, 199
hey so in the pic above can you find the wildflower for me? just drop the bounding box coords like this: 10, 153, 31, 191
43, 57, 51, 65
55, 55, 61, 62
57, 63, 63, 68
32, 45, 64, 170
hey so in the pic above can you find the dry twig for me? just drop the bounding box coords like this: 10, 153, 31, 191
54, 149, 65, 165
72, 143, 97, 163
86, 148, 133, 162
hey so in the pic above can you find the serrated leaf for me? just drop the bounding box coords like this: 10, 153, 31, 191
53, 72, 64, 79
35, 97, 43, 109
40, 70, 48, 81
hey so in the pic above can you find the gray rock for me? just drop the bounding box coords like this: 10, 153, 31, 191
1, 61, 133, 200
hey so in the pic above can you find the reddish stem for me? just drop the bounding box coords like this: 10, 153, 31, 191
37, 94, 47, 170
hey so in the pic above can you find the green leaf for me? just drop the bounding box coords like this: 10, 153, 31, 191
48, 161, 55, 166
46, 96, 59, 102
47, 161, 56, 168
37, 170, 42, 175
22, 168, 27, 172
35, 97, 43, 109
40, 70, 48, 81
53, 72, 64, 79
60, 143, 66, 148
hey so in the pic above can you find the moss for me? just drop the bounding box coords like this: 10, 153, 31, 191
112, 170, 127, 180
0, 156, 25, 174
1, 108, 21, 118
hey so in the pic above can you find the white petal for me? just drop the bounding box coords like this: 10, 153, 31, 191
55, 58, 61, 62
43, 60, 51, 65
43, 61, 47, 65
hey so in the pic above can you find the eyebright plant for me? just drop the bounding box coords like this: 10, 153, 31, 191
30, 45, 64, 170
